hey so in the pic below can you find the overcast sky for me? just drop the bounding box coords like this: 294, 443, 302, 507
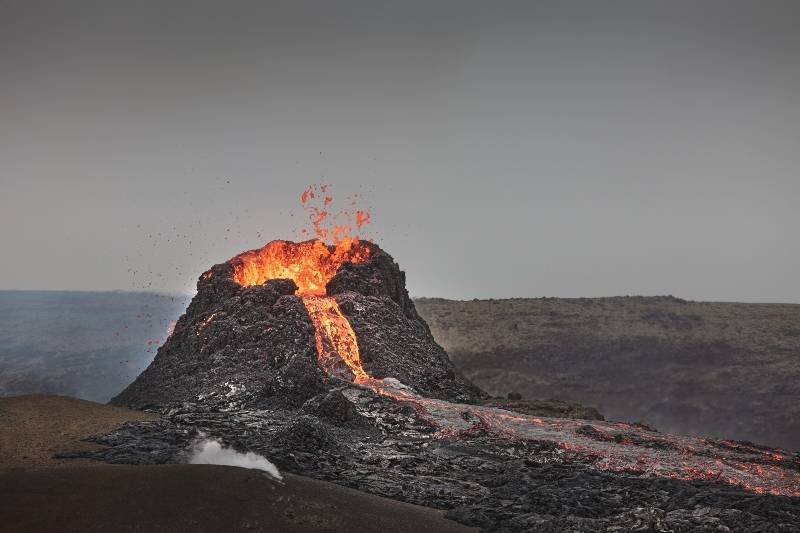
2, 1, 798, 301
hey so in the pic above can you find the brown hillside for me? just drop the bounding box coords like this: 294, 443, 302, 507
416, 296, 800, 450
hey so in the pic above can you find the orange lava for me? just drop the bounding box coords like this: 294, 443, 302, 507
302, 295, 368, 382
299, 184, 371, 243
228, 185, 376, 385
230, 238, 371, 295
229, 237, 373, 383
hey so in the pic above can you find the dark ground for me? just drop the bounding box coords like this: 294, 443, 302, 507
81, 244, 800, 533
0, 466, 472, 533
0, 395, 472, 533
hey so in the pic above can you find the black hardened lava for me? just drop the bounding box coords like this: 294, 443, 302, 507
87, 241, 800, 532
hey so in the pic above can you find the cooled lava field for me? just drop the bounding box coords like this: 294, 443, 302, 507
66, 238, 800, 532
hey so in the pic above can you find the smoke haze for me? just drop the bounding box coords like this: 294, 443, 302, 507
2, 1, 799, 302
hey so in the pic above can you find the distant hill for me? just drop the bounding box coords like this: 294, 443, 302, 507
415, 296, 800, 450
0, 291, 185, 402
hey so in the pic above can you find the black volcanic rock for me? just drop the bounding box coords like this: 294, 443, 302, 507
301, 389, 364, 424
326, 245, 420, 322
112, 277, 324, 410
329, 243, 482, 402
74, 386, 800, 533
336, 292, 482, 403
96, 240, 800, 533
111, 240, 482, 410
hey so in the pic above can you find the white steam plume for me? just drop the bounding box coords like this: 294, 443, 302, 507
189, 436, 283, 480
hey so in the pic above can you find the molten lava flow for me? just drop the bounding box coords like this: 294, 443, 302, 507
302, 295, 368, 383
230, 238, 371, 295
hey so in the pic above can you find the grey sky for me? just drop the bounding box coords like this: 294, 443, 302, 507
2, 1, 799, 301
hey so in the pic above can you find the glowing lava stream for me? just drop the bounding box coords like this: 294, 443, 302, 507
301, 295, 369, 384
228, 238, 375, 384
228, 238, 800, 498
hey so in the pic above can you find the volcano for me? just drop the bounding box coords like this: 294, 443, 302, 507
112, 238, 481, 410
91, 231, 800, 531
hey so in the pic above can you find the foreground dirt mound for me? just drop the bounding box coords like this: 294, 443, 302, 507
0, 395, 473, 533
0, 465, 473, 533
0, 394, 156, 469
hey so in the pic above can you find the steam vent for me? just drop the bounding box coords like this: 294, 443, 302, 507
112, 238, 482, 409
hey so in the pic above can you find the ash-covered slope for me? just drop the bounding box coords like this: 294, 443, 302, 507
111, 240, 481, 410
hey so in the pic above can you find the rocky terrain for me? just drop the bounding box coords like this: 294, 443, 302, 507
0, 395, 472, 533
4, 291, 799, 452
66, 393, 800, 532
64, 240, 800, 532
416, 296, 800, 451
